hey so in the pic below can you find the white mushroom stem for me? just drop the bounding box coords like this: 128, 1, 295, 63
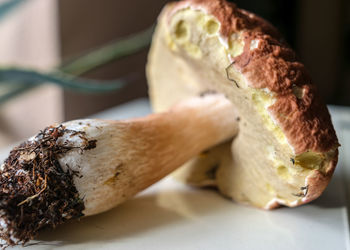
58, 94, 238, 216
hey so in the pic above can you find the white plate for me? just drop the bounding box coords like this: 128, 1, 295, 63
2, 99, 349, 250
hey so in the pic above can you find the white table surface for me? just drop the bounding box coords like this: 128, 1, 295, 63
1, 99, 350, 250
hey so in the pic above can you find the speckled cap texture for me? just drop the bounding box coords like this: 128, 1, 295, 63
169, 0, 339, 155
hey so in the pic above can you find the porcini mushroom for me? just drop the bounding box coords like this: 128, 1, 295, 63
0, 93, 238, 246
147, 0, 339, 209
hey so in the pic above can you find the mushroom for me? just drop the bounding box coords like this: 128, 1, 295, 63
147, 0, 339, 209
0, 93, 238, 246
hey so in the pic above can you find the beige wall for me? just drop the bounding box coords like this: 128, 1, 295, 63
0, 0, 62, 148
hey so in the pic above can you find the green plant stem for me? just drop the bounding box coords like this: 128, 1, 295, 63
0, 84, 34, 105
0, 25, 154, 104
0, 0, 25, 21
60, 25, 154, 75
0, 69, 126, 93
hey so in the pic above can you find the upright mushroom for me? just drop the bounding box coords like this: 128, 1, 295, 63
147, 0, 339, 209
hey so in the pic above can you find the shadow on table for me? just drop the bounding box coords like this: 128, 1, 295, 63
34, 165, 348, 247
36, 187, 233, 246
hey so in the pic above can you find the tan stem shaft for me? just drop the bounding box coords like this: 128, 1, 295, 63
62, 94, 238, 216
106, 94, 238, 210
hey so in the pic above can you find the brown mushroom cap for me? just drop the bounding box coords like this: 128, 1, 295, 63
147, 0, 339, 209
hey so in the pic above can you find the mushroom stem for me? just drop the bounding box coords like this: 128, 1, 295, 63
63, 93, 239, 216
107, 93, 238, 208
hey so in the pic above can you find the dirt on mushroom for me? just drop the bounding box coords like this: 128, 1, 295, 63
0, 125, 96, 248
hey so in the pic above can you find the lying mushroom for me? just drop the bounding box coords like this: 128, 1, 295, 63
0, 93, 238, 247
147, 0, 339, 209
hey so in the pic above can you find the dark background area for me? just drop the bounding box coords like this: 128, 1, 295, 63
231, 0, 349, 106
59, 0, 350, 120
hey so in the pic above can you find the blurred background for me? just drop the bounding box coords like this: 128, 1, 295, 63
0, 0, 349, 149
